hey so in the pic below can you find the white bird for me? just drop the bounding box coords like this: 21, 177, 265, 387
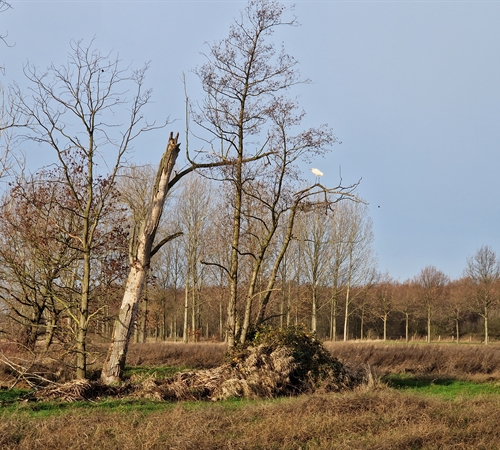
310, 168, 324, 184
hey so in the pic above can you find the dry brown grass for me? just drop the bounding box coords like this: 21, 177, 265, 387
3, 341, 500, 449
324, 341, 500, 381
2, 389, 500, 449
125, 341, 227, 368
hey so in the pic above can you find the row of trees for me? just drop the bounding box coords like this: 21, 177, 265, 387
2, 160, 499, 352
138, 242, 500, 346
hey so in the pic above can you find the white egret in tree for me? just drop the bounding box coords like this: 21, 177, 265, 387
310, 167, 323, 183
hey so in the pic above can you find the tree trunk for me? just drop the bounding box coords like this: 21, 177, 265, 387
161, 294, 167, 341
183, 282, 189, 343
330, 291, 337, 341
139, 281, 148, 343
240, 257, 263, 344
405, 312, 409, 343
343, 284, 351, 342
76, 250, 91, 379
311, 284, 318, 334
254, 207, 298, 328
427, 305, 432, 343
286, 281, 291, 326
219, 296, 224, 341
101, 133, 181, 384
173, 288, 178, 341
139, 295, 148, 343
191, 281, 198, 343
44, 313, 56, 352
484, 306, 489, 345
226, 197, 241, 347
343, 243, 354, 342
280, 283, 285, 328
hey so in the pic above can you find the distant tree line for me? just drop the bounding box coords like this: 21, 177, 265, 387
1, 164, 499, 350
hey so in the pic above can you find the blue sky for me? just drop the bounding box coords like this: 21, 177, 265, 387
3, 0, 500, 281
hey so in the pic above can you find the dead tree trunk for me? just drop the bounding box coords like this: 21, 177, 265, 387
100, 133, 181, 384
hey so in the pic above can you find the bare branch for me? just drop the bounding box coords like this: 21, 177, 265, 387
151, 231, 183, 258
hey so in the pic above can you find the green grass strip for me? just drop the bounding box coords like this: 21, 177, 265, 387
385, 374, 500, 398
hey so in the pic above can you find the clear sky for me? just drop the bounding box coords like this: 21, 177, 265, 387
3, 0, 500, 282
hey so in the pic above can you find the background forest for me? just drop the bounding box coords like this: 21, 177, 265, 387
1, 0, 500, 382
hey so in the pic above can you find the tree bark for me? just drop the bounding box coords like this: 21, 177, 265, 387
427, 304, 432, 343
405, 312, 409, 343
183, 280, 189, 343
311, 284, 318, 334
484, 306, 489, 344
226, 152, 243, 348
100, 133, 181, 384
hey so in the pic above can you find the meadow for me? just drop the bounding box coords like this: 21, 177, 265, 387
2, 341, 500, 449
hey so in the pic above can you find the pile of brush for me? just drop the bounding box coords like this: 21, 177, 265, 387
132, 326, 364, 401
34, 379, 124, 402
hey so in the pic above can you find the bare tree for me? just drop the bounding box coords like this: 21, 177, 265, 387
14, 40, 160, 378
414, 266, 449, 343
446, 279, 469, 344
193, 0, 358, 345
251, 184, 354, 334
150, 235, 185, 341
395, 280, 417, 343
301, 210, 332, 334
326, 203, 352, 341
201, 193, 232, 341
341, 202, 376, 341
464, 245, 500, 345
372, 274, 395, 341
178, 175, 212, 342
192, 0, 304, 347
239, 98, 352, 342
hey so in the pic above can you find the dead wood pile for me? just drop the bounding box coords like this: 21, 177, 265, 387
33, 379, 124, 402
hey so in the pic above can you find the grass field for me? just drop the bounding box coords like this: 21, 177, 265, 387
2, 341, 500, 449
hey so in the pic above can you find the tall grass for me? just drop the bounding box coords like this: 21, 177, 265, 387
324, 341, 500, 381
2, 390, 500, 449
125, 341, 226, 368
2, 341, 500, 449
